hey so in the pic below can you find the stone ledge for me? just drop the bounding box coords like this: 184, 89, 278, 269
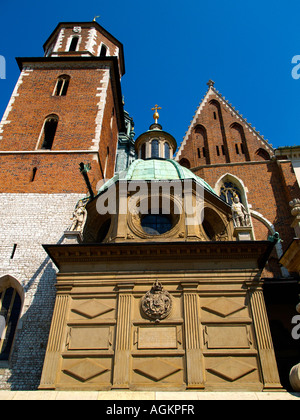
0, 390, 299, 400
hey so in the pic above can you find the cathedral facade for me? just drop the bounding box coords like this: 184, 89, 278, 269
0, 21, 299, 392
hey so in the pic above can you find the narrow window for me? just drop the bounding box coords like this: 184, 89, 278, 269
202, 147, 206, 157
0, 287, 22, 360
10, 244, 17, 260
69, 36, 79, 52
213, 112, 217, 120
100, 44, 107, 57
221, 145, 226, 155
235, 144, 240, 154
54, 75, 70, 96
40, 115, 59, 150
216, 145, 220, 156
240, 143, 245, 154
31, 167, 37, 182
151, 140, 159, 158
197, 148, 201, 158
141, 143, 146, 160
164, 143, 170, 159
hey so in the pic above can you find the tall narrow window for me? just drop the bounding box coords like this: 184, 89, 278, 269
69, 36, 79, 52
30, 167, 37, 182
100, 44, 107, 57
54, 75, 70, 96
197, 148, 201, 158
151, 140, 159, 158
40, 115, 59, 150
235, 144, 240, 154
216, 145, 220, 156
0, 287, 22, 360
141, 143, 146, 160
164, 143, 170, 159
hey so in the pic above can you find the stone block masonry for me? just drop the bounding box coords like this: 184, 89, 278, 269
0, 193, 83, 390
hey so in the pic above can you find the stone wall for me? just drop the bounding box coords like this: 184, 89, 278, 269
0, 193, 83, 389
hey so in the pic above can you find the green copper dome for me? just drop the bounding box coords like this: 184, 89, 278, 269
98, 158, 216, 195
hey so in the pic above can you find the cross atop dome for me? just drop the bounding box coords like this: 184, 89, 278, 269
151, 104, 162, 124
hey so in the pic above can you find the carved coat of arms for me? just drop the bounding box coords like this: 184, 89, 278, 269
141, 281, 172, 321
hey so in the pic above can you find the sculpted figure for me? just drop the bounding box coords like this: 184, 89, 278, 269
69, 201, 87, 232
232, 195, 250, 227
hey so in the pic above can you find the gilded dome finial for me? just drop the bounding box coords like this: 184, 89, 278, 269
151, 104, 162, 124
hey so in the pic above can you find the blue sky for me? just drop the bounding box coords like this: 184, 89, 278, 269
0, 0, 300, 150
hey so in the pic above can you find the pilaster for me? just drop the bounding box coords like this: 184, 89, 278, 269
249, 288, 282, 390
39, 294, 70, 389
182, 283, 205, 388
112, 283, 134, 388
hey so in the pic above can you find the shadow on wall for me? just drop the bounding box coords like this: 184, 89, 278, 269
6, 237, 63, 390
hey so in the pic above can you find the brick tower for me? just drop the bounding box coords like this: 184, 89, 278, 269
0, 22, 127, 389
0, 21, 125, 194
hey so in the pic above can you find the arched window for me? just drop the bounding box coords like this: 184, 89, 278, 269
255, 148, 270, 161
0, 283, 22, 361
164, 142, 170, 159
219, 181, 242, 204
39, 115, 59, 150
69, 36, 79, 52
54, 75, 70, 96
151, 139, 159, 158
99, 44, 107, 57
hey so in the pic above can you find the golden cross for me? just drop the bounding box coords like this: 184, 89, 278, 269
151, 104, 162, 124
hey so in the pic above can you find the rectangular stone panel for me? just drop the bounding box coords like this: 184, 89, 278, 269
138, 326, 177, 349
206, 325, 250, 349
68, 326, 111, 350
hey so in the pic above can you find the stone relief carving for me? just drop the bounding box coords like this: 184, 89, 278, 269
231, 195, 250, 227
141, 280, 172, 321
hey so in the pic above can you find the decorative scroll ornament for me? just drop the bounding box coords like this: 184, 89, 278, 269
141, 280, 172, 321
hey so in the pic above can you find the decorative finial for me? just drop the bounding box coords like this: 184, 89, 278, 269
93, 15, 100, 22
207, 79, 215, 87
151, 104, 162, 124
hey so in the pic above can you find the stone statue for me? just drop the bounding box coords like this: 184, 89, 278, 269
232, 195, 250, 227
69, 201, 87, 233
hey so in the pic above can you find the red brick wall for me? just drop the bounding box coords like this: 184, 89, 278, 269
0, 65, 120, 194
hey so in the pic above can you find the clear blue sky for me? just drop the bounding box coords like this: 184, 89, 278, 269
0, 0, 300, 150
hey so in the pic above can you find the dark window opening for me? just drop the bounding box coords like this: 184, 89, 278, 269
41, 116, 58, 150
31, 167, 37, 182
202, 147, 206, 157
10, 244, 17, 260
69, 37, 79, 52
197, 148, 201, 158
240, 143, 245, 154
151, 140, 159, 158
235, 144, 240, 154
141, 214, 172, 235
55, 75, 70, 96
221, 145, 225, 155
213, 112, 217, 120
100, 45, 107, 57
141, 143, 146, 160
0, 287, 22, 361
216, 145, 220, 156
164, 143, 170, 159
